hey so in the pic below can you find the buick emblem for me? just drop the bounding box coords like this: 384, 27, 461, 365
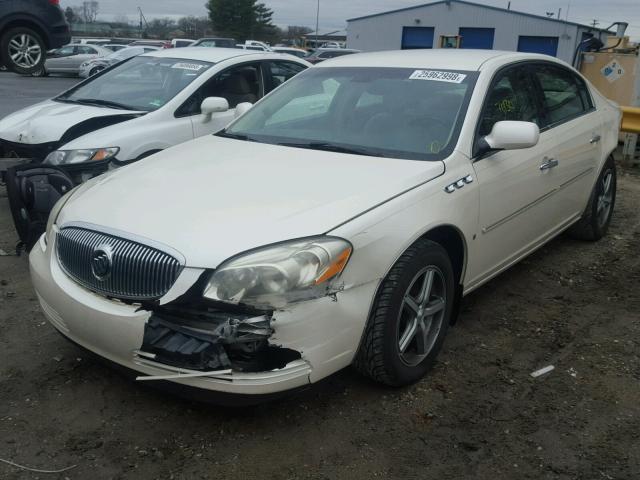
91, 245, 113, 280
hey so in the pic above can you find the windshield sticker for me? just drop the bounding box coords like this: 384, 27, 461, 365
172, 62, 206, 71
149, 99, 164, 108
409, 70, 467, 83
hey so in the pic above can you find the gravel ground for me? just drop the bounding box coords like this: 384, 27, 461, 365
0, 165, 639, 479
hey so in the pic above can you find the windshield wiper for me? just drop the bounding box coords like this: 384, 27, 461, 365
216, 130, 257, 142
73, 98, 133, 110
277, 142, 376, 157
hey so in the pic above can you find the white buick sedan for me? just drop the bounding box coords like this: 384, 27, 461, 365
30, 50, 620, 402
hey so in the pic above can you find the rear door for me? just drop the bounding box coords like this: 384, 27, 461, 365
529, 62, 603, 222
46, 45, 77, 71
467, 63, 560, 288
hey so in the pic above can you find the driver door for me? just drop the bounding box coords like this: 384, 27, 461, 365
466, 63, 562, 289
180, 62, 264, 138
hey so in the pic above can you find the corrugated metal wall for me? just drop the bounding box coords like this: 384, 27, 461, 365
347, 2, 600, 64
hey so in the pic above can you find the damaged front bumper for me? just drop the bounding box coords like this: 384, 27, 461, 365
29, 240, 312, 396
29, 233, 379, 397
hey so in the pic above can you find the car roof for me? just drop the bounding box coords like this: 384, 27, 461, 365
316, 49, 563, 70
140, 47, 267, 63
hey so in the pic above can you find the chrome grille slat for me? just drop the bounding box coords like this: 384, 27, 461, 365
56, 226, 182, 300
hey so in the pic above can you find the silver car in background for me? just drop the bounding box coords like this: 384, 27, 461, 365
34, 44, 111, 77
79, 46, 161, 78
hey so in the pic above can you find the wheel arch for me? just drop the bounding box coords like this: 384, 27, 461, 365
418, 224, 468, 287
0, 15, 50, 48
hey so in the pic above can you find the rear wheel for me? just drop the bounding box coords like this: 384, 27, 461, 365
0, 27, 46, 75
568, 156, 616, 241
354, 239, 455, 386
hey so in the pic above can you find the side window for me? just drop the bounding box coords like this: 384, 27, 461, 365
534, 65, 591, 126
479, 66, 541, 136
57, 46, 76, 56
266, 61, 306, 93
176, 63, 262, 117
77, 46, 95, 55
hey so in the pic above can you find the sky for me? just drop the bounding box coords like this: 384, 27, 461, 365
62, 0, 640, 39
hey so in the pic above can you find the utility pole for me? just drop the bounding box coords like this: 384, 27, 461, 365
591, 19, 599, 28
315, 0, 320, 48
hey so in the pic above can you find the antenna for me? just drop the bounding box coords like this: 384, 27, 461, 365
138, 6, 149, 38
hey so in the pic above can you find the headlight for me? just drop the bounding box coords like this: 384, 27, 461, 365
44, 147, 119, 165
203, 237, 352, 309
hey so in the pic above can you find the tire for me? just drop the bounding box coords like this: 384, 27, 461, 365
31, 67, 48, 77
568, 156, 616, 241
89, 67, 100, 77
0, 27, 46, 75
354, 239, 455, 387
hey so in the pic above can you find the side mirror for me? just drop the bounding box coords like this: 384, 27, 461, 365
479, 121, 540, 155
234, 102, 253, 118
200, 97, 229, 122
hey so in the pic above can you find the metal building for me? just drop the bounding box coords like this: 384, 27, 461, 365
346, 0, 610, 64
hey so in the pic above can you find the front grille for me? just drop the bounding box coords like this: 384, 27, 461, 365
56, 226, 183, 300
0, 139, 59, 160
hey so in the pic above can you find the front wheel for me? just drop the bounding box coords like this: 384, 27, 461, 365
568, 156, 617, 241
0, 27, 46, 75
354, 239, 455, 386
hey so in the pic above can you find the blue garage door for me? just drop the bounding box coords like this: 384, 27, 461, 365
459, 28, 495, 49
402, 27, 435, 49
517, 36, 559, 56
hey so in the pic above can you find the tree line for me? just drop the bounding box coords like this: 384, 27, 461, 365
64, 0, 315, 44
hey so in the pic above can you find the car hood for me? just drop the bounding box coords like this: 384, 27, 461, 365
0, 100, 142, 145
58, 135, 445, 268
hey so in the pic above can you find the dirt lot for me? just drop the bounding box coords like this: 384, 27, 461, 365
0, 165, 639, 480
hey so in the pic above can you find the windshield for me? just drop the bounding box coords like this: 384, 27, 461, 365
56, 56, 212, 112
224, 67, 478, 161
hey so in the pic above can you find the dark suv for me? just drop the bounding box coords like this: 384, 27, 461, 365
0, 0, 70, 74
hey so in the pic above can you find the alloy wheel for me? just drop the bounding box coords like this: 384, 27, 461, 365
596, 169, 614, 228
397, 266, 446, 366
8, 33, 42, 69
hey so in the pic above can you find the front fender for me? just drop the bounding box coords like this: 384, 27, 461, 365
329, 153, 478, 293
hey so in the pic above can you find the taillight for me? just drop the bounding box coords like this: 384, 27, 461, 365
48, 0, 60, 5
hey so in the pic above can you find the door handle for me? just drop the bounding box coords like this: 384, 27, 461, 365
590, 135, 601, 144
540, 157, 559, 171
